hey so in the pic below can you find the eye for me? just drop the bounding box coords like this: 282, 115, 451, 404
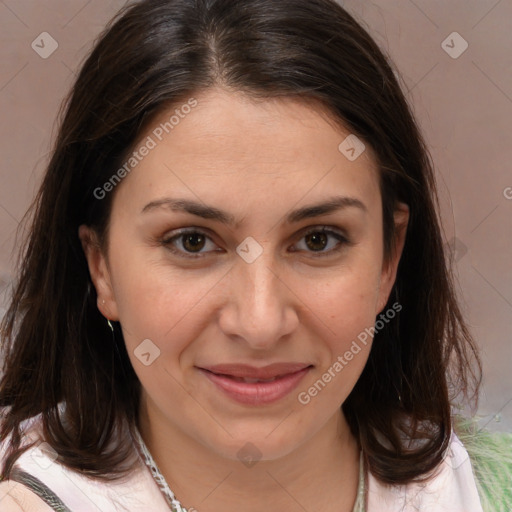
160, 226, 350, 259
161, 229, 220, 258
291, 227, 349, 257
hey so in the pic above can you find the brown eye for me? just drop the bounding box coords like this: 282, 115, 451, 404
161, 229, 219, 258
292, 227, 349, 257
182, 233, 206, 252
305, 232, 328, 251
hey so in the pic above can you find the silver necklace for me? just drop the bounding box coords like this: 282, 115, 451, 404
133, 427, 189, 512
133, 427, 366, 512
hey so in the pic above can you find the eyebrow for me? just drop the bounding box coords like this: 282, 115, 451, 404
141, 196, 367, 225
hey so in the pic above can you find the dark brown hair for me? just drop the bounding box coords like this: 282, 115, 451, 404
0, 0, 480, 484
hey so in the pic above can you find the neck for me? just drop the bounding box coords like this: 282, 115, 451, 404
137, 400, 360, 512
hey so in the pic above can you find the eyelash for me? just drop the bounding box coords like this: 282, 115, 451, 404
160, 226, 351, 259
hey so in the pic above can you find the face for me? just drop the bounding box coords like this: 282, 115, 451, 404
80, 87, 408, 462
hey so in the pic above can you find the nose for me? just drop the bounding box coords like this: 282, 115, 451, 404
218, 250, 299, 350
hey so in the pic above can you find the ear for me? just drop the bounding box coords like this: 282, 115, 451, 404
78, 225, 119, 321
376, 202, 409, 314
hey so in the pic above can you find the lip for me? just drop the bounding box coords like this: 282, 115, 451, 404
197, 363, 312, 405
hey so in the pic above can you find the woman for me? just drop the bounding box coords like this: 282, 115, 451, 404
0, 0, 485, 510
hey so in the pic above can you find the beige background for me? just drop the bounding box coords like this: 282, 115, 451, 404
0, 0, 510, 431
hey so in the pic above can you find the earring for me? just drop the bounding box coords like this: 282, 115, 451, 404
99, 299, 113, 331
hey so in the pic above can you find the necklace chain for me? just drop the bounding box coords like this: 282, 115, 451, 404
133, 427, 189, 512
133, 426, 366, 512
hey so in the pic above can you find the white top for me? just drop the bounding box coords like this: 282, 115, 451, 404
0, 412, 483, 511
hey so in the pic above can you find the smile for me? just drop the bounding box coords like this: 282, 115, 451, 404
197, 364, 312, 405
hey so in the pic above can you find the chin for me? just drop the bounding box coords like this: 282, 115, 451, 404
202, 424, 308, 464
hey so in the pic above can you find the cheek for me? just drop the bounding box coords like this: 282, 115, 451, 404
107, 244, 220, 354
112, 267, 219, 403
292, 275, 379, 411
304, 264, 382, 337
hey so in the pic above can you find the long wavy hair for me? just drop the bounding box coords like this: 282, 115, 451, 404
0, 0, 481, 484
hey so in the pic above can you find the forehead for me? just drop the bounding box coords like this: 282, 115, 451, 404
113, 87, 381, 216
146, 88, 373, 160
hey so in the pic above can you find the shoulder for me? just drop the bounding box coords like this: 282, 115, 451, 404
0, 409, 53, 511
0, 480, 54, 511
367, 432, 483, 512
0, 407, 170, 512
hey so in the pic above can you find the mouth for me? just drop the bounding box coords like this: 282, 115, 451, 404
196, 363, 313, 405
